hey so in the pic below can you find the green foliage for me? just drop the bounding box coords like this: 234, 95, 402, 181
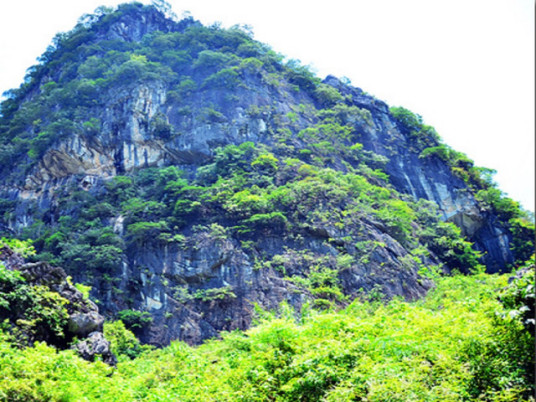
193, 286, 236, 302
476, 187, 521, 221
239, 57, 264, 73
149, 113, 174, 139
413, 199, 482, 272
419, 144, 451, 160
0, 11, 533, 400
112, 53, 177, 84
74, 282, 91, 300
104, 320, 150, 360
498, 261, 535, 336
314, 83, 343, 107
198, 106, 227, 123
317, 103, 373, 126
193, 50, 235, 70
390, 106, 424, 131
251, 152, 279, 172
0, 263, 69, 345
508, 217, 535, 264
284, 59, 321, 93
60, 233, 124, 274
117, 309, 153, 331
375, 199, 417, 245
242, 212, 288, 233
126, 221, 170, 244
0, 273, 533, 400
104, 176, 135, 203
202, 67, 240, 89
390, 106, 441, 151
288, 257, 347, 309
0, 238, 35, 257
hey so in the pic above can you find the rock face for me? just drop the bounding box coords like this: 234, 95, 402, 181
121, 225, 433, 345
322, 75, 513, 271
0, 4, 530, 346
16, 260, 105, 335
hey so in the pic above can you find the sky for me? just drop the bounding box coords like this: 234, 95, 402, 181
0, 0, 534, 211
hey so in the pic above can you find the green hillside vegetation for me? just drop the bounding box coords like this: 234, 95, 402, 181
24, 143, 483, 288
0, 258, 534, 401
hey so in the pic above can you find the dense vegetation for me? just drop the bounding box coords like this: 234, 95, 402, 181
0, 259, 534, 401
0, 2, 283, 176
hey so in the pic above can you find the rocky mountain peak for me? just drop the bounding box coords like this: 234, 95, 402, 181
0, 2, 533, 346
91, 3, 189, 43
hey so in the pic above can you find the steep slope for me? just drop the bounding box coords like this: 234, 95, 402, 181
0, 269, 534, 400
0, 3, 533, 345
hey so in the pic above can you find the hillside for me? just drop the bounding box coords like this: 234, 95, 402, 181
0, 1, 533, 349
1, 253, 534, 400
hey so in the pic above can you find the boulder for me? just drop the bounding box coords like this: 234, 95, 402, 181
74, 331, 117, 366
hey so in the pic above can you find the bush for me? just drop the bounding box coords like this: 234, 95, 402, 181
0, 273, 533, 400
126, 221, 169, 244
243, 212, 288, 231
103, 320, 149, 360
117, 309, 153, 331
0, 263, 69, 345
314, 83, 343, 107
251, 153, 279, 172
202, 67, 240, 89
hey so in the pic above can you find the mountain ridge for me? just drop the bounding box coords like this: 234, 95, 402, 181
0, 2, 533, 345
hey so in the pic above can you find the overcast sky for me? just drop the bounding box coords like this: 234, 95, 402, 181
0, 0, 533, 211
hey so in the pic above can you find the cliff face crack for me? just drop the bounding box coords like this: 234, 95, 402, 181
210, 255, 231, 271
113, 147, 125, 174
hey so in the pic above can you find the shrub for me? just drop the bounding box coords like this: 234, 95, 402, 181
314, 83, 343, 107
103, 320, 149, 360
202, 67, 240, 89
251, 153, 279, 172
126, 221, 169, 244
243, 212, 288, 231
193, 50, 234, 70
117, 309, 153, 330
0, 263, 69, 345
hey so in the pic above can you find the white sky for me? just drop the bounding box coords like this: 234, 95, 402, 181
0, 0, 534, 211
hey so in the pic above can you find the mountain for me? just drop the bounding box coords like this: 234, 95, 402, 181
0, 2, 533, 346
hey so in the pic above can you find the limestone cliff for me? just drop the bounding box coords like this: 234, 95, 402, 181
0, 3, 531, 345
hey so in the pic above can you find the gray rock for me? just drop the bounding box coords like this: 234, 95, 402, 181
68, 312, 105, 337
74, 331, 117, 366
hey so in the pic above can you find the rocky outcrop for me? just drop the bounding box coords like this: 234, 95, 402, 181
322, 75, 514, 271
15, 70, 512, 271
0, 246, 115, 363
17, 260, 105, 335
96, 220, 434, 346
73, 331, 117, 366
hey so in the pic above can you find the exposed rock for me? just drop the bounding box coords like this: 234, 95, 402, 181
73, 331, 117, 366
0, 245, 25, 271
68, 312, 105, 337
0, 246, 114, 363
321, 77, 515, 270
